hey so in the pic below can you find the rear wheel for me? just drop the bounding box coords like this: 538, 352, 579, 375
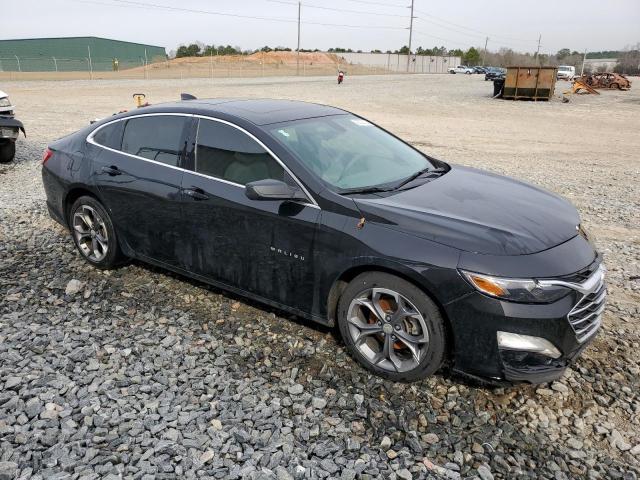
337, 272, 447, 382
69, 196, 124, 269
611, 82, 620, 90
0, 141, 15, 163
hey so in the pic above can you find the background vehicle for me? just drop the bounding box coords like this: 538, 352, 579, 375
473, 66, 487, 74
557, 65, 576, 80
448, 65, 474, 74
484, 67, 506, 81
42, 98, 604, 384
0, 90, 25, 163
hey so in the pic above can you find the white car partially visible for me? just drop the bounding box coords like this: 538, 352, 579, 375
448, 65, 474, 74
0, 90, 14, 114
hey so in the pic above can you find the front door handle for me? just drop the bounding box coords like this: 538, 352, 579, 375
183, 187, 209, 201
101, 165, 121, 176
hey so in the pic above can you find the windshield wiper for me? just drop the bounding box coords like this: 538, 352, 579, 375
394, 167, 433, 189
339, 186, 396, 195
395, 167, 448, 190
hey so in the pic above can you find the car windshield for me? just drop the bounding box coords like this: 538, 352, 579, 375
266, 115, 435, 191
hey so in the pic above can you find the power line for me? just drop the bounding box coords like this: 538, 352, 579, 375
340, 0, 408, 8
267, 0, 409, 18
411, 29, 473, 49
71, 0, 408, 30
414, 8, 538, 46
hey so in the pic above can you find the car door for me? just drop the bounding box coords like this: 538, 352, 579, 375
89, 114, 191, 266
178, 117, 320, 313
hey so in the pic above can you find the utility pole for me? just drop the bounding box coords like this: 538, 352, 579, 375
581, 48, 587, 76
406, 0, 415, 72
482, 37, 489, 66
535, 34, 542, 65
297, 1, 301, 76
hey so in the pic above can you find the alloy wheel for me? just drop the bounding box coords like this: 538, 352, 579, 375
346, 287, 430, 373
72, 204, 109, 262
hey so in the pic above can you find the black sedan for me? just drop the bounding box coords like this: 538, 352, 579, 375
42, 98, 605, 384
485, 67, 506, 81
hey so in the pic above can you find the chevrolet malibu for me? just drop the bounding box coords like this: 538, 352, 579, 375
41, 98, 606, 384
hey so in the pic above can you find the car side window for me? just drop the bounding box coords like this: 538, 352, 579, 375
122, 116, 188, 167
195, 119, 285, 185
92, 121, 124, 150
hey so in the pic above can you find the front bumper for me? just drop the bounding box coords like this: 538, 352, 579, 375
445, 263, 605, 384
0, 115, 25, 140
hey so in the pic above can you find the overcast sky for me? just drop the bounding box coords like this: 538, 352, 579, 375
3, 0, 639, 55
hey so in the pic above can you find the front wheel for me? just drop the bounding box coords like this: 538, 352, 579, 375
69, 196, 125, 269
0, 141, 15, 163
337, 272, 447, 382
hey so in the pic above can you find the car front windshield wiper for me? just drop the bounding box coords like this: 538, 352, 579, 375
339, 185, 397, 195
393, 166, 437, 189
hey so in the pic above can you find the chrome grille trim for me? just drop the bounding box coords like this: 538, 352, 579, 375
540, 264, 606, 344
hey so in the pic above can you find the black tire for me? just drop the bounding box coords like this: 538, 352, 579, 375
337, 272, 447, 382
0, 141, 15, 163
69, 195, 125, 269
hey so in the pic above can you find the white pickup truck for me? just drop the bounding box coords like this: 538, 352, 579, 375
0, 90, 25, 163
447, 65, 474, 74
557, 65, 576, 80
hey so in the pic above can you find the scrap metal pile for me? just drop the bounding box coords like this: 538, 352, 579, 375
568, 72, 632, 95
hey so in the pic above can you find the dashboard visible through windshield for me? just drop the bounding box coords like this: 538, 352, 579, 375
267, 115, 437, 192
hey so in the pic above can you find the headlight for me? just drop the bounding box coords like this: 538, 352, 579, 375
460, 270, 571, 303
0, 97, 11, 107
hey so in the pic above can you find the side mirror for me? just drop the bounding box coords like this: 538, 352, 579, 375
245, 179, 308, 202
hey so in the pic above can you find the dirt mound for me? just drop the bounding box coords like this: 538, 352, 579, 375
247, 51, 340, 64
134, 52, 341, 71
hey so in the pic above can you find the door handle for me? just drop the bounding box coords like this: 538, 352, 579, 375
183, 187, 209, 201
101, 165, 121, 176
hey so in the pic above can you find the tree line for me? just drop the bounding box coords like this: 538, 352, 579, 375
172, 41, 640, 74
175, 43, 322, 57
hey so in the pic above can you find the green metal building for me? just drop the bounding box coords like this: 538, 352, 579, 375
0, 37, 166, 72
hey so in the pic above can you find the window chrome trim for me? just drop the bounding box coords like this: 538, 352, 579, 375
86, 112, 320, 209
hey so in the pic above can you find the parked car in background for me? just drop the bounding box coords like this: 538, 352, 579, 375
42, 97, 605, 384
0, 90, 25, 163
485, 67, 506, 81
448, 65, 474, 74
473, 66, 487, 74
557, 65, 576, 80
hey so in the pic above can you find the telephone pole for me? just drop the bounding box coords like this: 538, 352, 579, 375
406, 0, 414, 72
580, 49, 587, 76
535, 34, 542, 65
482, 36, 489, 65
296, 2, 301, 76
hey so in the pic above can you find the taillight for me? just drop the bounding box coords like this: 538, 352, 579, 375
42, 148, 53, 165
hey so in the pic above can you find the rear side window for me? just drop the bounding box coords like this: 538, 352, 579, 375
92, 121, 124, 150
122, 116, 189, 166
195, 119, 284, 185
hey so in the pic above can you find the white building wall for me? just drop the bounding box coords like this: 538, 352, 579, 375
336, 52, 462, 73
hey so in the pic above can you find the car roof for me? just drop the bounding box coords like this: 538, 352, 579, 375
131, 98, 349, 126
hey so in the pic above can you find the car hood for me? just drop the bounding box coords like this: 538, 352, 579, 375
354, 165, 580, 256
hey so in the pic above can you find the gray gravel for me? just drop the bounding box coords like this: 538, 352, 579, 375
1, 74, 639, 479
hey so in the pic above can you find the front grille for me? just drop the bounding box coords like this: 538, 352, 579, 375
561, 259, 600, 284
567, 276, 606, 343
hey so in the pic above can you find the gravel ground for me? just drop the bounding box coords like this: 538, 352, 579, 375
1, 74, 639, 480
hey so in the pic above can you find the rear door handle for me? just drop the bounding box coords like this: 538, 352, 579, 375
101, 165, 121, 176
183, 187, 209, 201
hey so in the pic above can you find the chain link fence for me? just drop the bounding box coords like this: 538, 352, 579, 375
0, 54, 460, 80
